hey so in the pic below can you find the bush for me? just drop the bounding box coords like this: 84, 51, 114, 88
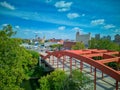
38, 70, 93, 90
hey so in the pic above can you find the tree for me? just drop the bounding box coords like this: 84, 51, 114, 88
38, 70, 67, 90
50, 44, 63, 51
72, 42, 85, 50
89, 38, 120, 51
63, 70, 93, 90
0, 25, 38, 90
38, 69, 93, 90
106, 62, 120, 71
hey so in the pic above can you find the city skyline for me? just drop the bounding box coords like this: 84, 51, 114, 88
0, 0, 120, 39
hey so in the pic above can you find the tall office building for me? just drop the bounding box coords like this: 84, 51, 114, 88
95, 34, 100, 40
76, 31, 91, 46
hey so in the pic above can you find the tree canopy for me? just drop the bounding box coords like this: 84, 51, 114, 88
50, 44, 63, 51
0, 25, 38, 90
38, 69, 93, 90
89, 38, 120, 51
72, 42, 85, 50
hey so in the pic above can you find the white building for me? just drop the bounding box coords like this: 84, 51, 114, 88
76, 31, 91, 46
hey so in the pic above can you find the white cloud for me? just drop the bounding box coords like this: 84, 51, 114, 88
2, 23, 8, 27
55, 1, 72, 12
58, 8, 69, 12
0, 1, 15, 10
23, 17, 29, 20
104, 24, 115, 29
82, 14, 85, 16
67, 13, 80, 19
114, 29, 120, 33
15, 25, 20, 29
55, 1, 72, 8
58, 26, 66, 30
46, 0, 52, 3
23, 32, 28, 35
0, 10, 89, 27
91, 19, 105, 26
72, 27, 83, 31
72, 27, 84, 34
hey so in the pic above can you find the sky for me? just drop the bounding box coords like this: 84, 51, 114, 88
0, 0, 120, 40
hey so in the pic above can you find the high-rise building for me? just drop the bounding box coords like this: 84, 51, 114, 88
76, 31, 91, 46
101, 35, 111, 41
95, 34, 100, 40
114, 34, 120, 44
106, 35, 111, 41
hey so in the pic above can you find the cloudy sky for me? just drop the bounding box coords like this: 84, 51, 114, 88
0, 0, 120, 39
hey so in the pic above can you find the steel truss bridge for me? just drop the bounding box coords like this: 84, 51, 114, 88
41, 49, 120, 90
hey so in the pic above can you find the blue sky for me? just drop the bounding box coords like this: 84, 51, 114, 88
0, 0, 120, 40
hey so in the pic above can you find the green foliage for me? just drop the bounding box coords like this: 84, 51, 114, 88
39, 70, 67, 90
72, 42, 85, 50
92, 56, 103, 60
22, 39, 31, 44
0, 25, 38, 90
106, 62, 120, 70
32, 66, 45, 77
63, 70, 93, 90
89, 38, 120, 51
13, 38, 23, 44
39, 75, 50, 90
38, 70, 93, 90
27, 50, 39, 59
50, 44, 63, 50
0, 24, 16, 39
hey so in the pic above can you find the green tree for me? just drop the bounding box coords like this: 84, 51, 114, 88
89, 38, 120, 71
88, 38, 98, 49
0, 25, 38, 90
50, 44, 63, 51
38, 70, 93, 90
38, 70, 67, 90
106, 62, 120, 70
89, 38, 120, 51
63, 70, 93, 90
72, 42, 85, 50
27, 50, 39, 60
22, 39, 31, 44
39, 75, 50, 90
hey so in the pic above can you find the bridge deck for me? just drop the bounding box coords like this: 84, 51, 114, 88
41, 49, 120, 90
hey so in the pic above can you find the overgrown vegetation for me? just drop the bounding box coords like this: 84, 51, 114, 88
106, 62, 120, 71
50, 44, 63, 51
72, 42, 85, 50
89, 38, 120, 70
92, 56, 103, 60
0, 25, 39, 90
38, 69, 93, 90
89, 38, 120, 51
1, 24, 119, 90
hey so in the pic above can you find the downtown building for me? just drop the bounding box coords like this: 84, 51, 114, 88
76, 31, 91, 47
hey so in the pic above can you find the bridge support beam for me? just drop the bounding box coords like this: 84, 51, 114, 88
90, 65, 92, 73
52, 55, 54, 65
63, 56, 65, 71
70, 57, 72, 74
102, 72, 104, 79
57, 58, 59, 68
49, 57, 50, 63
75, 59, 76, 69
80, 61, 83, 72
94, 68, 96, 90
116, 80, 118, 90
